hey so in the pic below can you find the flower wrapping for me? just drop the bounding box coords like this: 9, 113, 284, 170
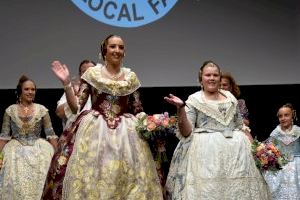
136, 112, 177, 163
251, 138, 288, 172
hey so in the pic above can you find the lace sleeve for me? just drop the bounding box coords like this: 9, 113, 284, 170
77, 81, 91, 112
43, 111, 58, 140
0, 111, 11, 140
128, 90, 143, 115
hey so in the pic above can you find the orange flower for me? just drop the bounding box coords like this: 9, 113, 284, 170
147, 121, 157, 131
169, 116, 177, 125
147, 116, 155, 123
260, 157, 269, 165
256, 143, 265, 152
162, 119, 170, 127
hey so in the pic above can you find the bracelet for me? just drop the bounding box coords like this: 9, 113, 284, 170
63, 82, 72, 90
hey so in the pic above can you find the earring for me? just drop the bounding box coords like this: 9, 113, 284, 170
98, 52, 102, 62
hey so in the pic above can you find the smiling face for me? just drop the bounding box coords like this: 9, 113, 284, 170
221, 77, 232, 92
200, 64, 221, 93
277, 106, 293, 131
103, 36, 125, 67
20, 80, 36, 104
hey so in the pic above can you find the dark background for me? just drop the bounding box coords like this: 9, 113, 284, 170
1, 85, 299, 142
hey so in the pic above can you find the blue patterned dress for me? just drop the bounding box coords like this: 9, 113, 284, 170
165, 90, 271, 200
0, 104, 57, 200
263, 125, 300, 200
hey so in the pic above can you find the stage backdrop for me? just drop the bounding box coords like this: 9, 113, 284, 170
0, 1, 299, 148
0, 0, 299, 88
1, 84, 300, 142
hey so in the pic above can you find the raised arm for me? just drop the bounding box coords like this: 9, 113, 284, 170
164, 94, 192, 137
51, 61, 78, 113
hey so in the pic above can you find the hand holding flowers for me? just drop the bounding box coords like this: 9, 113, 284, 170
136, 112, 177, 161
136, 112, 177, 186
252, 138, 288, 172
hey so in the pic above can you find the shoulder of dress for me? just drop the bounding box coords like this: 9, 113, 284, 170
34, 103, 49, 115
5, 104, 17, 114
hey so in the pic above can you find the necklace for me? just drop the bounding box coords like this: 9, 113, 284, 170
102, 66, 123, 80
19, 103, 32, 114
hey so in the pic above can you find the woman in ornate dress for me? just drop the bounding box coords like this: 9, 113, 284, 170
164, 61, 271, 200
263, 103, 300, 199
0, 75, 58, 200
221, 71, 250, 126
42, 34, 163, 200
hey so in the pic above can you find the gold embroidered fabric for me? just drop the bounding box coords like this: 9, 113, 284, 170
0, 103, 56, 200
0, 104, 57, 144
81, 64, 141, 96
61, 66, 163, 199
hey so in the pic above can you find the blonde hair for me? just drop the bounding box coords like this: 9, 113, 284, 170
198, 60, 221, 85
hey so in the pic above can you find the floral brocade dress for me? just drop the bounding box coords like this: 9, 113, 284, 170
165, 90, 271, 200
237, 99, 249, 121
42, 65, 163, 200
0, 104, 57, 200
263, 125, 300, 200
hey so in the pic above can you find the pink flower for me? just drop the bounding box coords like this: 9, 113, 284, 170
147, 121, 157, 131
153, 114, 163, 125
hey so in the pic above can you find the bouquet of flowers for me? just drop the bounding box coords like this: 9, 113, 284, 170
136, 112, 177, 162
251, 138, 288, 172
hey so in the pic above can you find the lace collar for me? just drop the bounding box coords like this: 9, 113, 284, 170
6, 104, 47, 128
270, 125, 300, 145
81, 64, 141, 96
186, 90, 238, 126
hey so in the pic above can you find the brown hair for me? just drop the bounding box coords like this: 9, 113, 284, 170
78, 59, 96, 75
221, 72, 241, 98
15, 75, 36, 103
100, 34, 122, 61
198, 60, 221, 85
277, 103, 297, 121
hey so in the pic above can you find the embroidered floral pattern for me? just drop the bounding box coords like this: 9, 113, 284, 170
81, 65, 140, 96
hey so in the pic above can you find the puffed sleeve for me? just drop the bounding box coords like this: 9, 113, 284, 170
174, 102, 197, 140
42, 111, 58, 140
185, 103, 197, 130
0, 111, 11, 140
